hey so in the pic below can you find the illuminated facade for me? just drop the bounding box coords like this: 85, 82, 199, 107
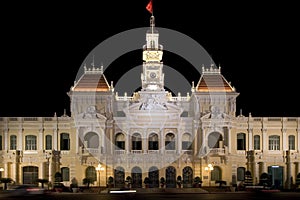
0, 16, 299, 190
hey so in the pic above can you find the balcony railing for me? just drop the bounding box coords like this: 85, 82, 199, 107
114, 150, 126, 155
209, 148, 225, 155
131, 150, 143, 154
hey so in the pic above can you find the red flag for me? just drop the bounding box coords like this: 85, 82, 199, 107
146, 0, 153, 14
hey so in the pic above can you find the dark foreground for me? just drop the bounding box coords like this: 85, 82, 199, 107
1, 192, 300, 200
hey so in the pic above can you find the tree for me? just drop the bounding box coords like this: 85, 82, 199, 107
193, 176, 202, 188
0, 178, 14, 190
144, 177, 150, 188
36, 178, 48, 188
125, 176, 132, 188
107, 176, 114, 188
176, 176, 182, 188
160, 177, 165, 188
82, 177, 92, 189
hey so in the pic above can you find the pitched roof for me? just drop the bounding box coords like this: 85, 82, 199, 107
72, 66, 110, 92
196, 66, 235, 93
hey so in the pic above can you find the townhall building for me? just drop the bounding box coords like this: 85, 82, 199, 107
0, 16, 300, 190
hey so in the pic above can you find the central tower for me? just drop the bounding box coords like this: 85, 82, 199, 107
141, 16, 164, 91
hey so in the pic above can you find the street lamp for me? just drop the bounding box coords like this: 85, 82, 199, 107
96, 164, 104, 188
205, 164, 214, 186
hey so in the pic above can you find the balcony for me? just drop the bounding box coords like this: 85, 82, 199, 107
114, 150, 126, 155
131, 150, 143, 154
209, 148, 225, 155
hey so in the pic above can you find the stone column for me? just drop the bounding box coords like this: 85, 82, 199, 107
177, 130, 181, 154
297, 129, 300, 152
286, 150, 292, 189
142, 131, 147, 154
18, 128, 23, 150
228, 127, 231, 153
76, 129, 79, 154
4, 128, 8, 151
53, 128, 58, 150
39, 162, 44, 179
248, 128, 253, 150
282, 128, 287, 151
262, 128, 267, 152
160, 131, 165, 154
126, 132, 130, 154
39, 129, 43, 150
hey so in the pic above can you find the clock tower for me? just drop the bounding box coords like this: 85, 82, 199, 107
141, 16, 164, 91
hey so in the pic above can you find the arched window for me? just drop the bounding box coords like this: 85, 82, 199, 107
165, 133, 175, 150
25, 135, 37, 150
132, 133, 142, 150
269, 135, 280, 150
237, 133, 246, 150
182, 133, 192, 150
148, 133, 158, 150
86, 166, 96, 182
61, 167, 70, 181
254, 135, 260, 150
10, 135, 17, 150
208, 132, 222, 148
115, 133, 125, 150
288, 135, 295, 150
84, 132, 99, 148
45, 135, 52, 150
60, 133, 70, 150
237, 167, 245, 181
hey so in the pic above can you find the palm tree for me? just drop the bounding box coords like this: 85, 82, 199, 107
0, 178, 13, 190
36, 178, 49, 188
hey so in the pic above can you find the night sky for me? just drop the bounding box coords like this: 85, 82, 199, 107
1, 1, 299, 117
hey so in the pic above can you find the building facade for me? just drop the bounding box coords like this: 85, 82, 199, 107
1, 16, 299, 190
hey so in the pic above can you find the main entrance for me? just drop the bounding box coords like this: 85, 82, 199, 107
23, 166, 38, 184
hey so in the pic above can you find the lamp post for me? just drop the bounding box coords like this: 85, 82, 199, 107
96, 164, 104, 188
204, 164, 214, 186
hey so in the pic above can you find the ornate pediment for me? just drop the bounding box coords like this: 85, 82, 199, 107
77, 106, 106, 120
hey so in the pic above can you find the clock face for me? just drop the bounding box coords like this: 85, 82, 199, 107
150, 72, 156, 78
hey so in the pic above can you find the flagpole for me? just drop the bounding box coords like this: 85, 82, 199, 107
151, 0, 154, 34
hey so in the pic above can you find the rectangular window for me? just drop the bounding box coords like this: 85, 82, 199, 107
60, 133, 70, 150
165, 141, 175, 150
132, 141, 142, 150
149, 141, 158, 150
61, 167, 70, 181
10, 135, 17, 150
46, 135, 52, 150
182, 141, 192, 150
254, 135, 260, 150
116, 141, 125, 150
25, 135, 37, 150
288, 135, 295, 150
269, 135, 280, 150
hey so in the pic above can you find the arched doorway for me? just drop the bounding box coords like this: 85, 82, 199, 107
85, 166, 96, 183
114, 166, 125, 188
23, 166, 38, 184
131, 166, 142, 188
166, 166, 176, 188
149, 166, 159, 188
183, 166, 193, 188
211, 166, 221, 181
